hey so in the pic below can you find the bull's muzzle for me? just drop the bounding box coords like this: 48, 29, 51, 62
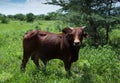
73, 39, 81, 46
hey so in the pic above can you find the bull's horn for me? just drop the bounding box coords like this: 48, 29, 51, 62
68, 26, 73, 29
81, 26, 86, 29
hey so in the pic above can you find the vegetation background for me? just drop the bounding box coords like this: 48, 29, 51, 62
0, 0, 120, 83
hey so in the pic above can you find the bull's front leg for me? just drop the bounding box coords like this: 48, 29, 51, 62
64, 61, 72, 76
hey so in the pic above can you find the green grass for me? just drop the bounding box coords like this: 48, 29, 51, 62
0, 20, 120, 83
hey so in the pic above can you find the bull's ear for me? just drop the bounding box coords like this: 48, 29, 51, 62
62, 27, 73, 34
83, 32, 88, 38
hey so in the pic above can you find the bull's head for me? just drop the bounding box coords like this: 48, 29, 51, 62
62, 26, 88, 47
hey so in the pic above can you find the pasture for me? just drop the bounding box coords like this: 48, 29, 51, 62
0, 21, 120, 83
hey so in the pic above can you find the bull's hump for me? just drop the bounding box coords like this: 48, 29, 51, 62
24, 30, 38, 39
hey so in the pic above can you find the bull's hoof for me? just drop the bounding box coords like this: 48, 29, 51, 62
20, 67, 25, 72
66, 71, 72, 77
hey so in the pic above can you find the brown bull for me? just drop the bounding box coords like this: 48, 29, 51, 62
21, 27, 88, 74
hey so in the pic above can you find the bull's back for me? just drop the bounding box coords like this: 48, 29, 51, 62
38, 33, 62, 54
23, 30, 62, 56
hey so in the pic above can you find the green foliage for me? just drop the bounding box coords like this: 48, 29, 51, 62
26, 13, 35, 22
109, 29, 120, 46
1, 15, 9, 24
46, 0, 120, 46
0, 21, 120, 83
36, 14, 46, 20
78, 45, 120, 83
14, 13, 25, 21
0, 72, 13, 82
47, 12, 60, 20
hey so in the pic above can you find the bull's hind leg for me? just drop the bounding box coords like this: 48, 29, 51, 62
40, 57, 48, 67
21, 50, 31, 71
31, 54, 40, 69
40, 58, 48, 72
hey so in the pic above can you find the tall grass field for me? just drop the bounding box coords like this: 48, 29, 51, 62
0, 21, 120, 83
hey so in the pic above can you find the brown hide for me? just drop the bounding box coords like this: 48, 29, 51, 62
21, 27, 88, 73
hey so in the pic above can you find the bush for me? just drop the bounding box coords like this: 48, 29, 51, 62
1, 16, 9, 24
109, 29, 120, 46
26, 13, 35, 22
78, 45, 120, 83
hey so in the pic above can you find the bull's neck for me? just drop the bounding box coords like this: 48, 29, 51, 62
71, 46, 80, 54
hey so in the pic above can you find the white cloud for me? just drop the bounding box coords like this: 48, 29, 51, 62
0, 0, 61, 15
26, 0, 45, 3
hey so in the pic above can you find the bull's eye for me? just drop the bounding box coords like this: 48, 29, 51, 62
69, 34, 73, 38
79, 34, 82, 38
68, 34, 73, 40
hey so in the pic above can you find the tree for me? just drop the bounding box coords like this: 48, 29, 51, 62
46, 0, 120, 45
47, 12, 60, 20
7, 15, 14, 20
36, 14, 46, 20
1, 15, 9, 24
26, 13, 35, 22
14, 14, 25, 21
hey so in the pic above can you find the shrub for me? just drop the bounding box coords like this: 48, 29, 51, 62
109, 29, 120, 46
1, 16, 9, 24
79, 45, 120, 83
26, 13, 35, 22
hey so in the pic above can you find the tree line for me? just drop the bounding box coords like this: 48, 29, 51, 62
0, 12, 60, 23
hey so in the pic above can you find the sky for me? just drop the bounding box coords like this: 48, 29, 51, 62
0, 0, 120, 15
0, 0, 61, 15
